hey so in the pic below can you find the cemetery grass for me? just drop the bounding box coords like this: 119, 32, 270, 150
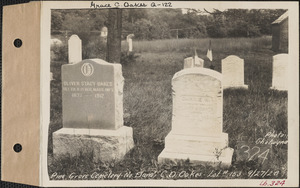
48, 36, 287, 180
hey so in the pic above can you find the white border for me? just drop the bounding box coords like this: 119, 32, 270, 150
40, 1, 299, 187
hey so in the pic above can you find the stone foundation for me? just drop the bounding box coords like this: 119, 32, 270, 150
223, 84, 248, 89
53, 126, 134, 162
158, 132, 234, 167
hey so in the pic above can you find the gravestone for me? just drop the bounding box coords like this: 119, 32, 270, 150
68, 35, 82, 64
270, 54, 289, 91
183, 56, 204, 69
127, 34, 134, 52
222, 55, 248, 89
53, 59, 134, 162
158, 68, 234, 166
50, 72, 54, 81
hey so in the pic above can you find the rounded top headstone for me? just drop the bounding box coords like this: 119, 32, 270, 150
173, 68, 222, 81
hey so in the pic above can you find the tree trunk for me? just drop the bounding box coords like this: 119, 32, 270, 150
106, 9, 122, 64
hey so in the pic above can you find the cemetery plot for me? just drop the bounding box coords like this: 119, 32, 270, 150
49, 36, 288, 180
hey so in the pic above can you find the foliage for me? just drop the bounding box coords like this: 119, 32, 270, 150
50, 43, 68, 62
51, 8, 286, 40
121, 51, 140, 66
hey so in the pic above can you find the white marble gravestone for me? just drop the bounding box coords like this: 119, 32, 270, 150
127, 34, 134, 52
183, 56, 204, 69
270, 54, 289, 91
68, 35, 82, 64
53, 59, 134, 162
158, 68, 234, 166
222, 55, 248, 89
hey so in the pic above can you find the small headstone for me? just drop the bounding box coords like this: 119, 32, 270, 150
68, 35, 82, 64
100, 26, 108, 37
183, 56, 204, 69
53, 59, 134, 162
50, 72, 54, 81
158, 68, 234, 166
127, 34, 134, 52
270, 54, 289, 91
222, 55, 248, 89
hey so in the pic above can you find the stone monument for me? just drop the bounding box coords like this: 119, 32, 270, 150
158, 68, 234, 166
270, 53, 289, 91
222, 55, 248, 89
68, 35, 82, 64
184, 56, 204, 69
53, 59, 134, 162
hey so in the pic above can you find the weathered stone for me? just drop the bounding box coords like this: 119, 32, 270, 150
61, 59, 123, 130
158, 68, 234, 166
184, 56, 204, 69
53, 126, 134, 162
222, 55, 248, 89
53, 58, 133, 162
68, 35, 82, 64
270, 53, 289, 91
127, 34, 134, 52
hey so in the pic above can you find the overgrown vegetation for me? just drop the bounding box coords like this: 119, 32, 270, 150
48, 37, 287, 180
51, 9, 286, 41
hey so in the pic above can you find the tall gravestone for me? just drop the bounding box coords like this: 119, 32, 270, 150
158, 68, 234, 166
53, 59, 134, 162
222, 55, 248, 89
184, 56, 204, 69
68, 35, 82, 64
270, 54, 289, 91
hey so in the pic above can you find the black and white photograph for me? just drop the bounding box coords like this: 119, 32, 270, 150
5, 1, 296, 187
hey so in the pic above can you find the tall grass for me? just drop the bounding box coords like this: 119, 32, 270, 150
49, 36, 287, 180
122, 36, 272, 54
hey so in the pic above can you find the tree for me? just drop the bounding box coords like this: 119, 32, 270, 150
106, 9, 122, 64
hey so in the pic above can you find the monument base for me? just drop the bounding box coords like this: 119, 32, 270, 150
270, 86, 287, 91
53, 126, 134, 162
158, 132, 234, 167
223, 84, 248, 89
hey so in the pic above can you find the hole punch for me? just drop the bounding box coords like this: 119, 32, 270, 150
14, 38, 22, 48
13, 143, 22, 153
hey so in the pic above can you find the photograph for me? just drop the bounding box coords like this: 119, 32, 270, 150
47, 2, 290, 184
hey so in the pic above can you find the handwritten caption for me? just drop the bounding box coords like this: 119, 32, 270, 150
236, 131, 287, 164
90, 1, 173, 9
260, 180, 285, 186
50, 168, 282, 180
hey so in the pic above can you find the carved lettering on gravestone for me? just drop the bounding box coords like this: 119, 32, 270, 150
61, 59, 123, 130
271, 54, 289, 91
222, 55, 248, 89
68, 35, 82, 64
171, 68, 222, 136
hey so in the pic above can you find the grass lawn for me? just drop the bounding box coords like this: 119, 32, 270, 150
48, 36, 287, 180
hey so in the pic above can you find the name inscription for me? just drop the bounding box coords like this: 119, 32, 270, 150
63, 81, 113, 98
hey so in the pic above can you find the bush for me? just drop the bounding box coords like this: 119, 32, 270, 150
121, 51, 139, 66
51, 44, 68, 62
83, 37, 107, 60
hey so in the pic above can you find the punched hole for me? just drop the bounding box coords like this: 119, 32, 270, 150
14, 39, 22, 48
13, 143, 22, 153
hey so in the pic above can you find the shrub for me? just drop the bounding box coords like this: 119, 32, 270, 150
121, 51, 139, 66
51, 44, 68, 62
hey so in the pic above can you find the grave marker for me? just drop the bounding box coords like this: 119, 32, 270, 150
222, 55, 248, 89
127, 34, 134, 52
53, 59, 134, 162
270, 54, 289, 91
68, 35, 82, 64
158, 68, 234, 166
183, 56, 204, 69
